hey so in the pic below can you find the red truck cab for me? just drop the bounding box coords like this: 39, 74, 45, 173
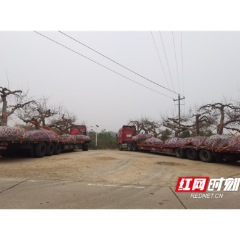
117, 125, 136, 150
70, 125, 87, 135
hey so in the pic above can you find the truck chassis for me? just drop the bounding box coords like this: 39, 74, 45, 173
0, 137, 89, 158
119, 141, 240, 163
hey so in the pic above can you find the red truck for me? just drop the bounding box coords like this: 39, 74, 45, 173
70, 125, 89, 151
70, 125, 87, 136
0, 125, 90, 158
116, 125, 240, 163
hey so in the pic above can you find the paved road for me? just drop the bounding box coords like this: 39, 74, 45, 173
1, 177, 240, 209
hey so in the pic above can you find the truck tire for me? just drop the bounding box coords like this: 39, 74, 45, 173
82, 145, 88, 151
45, 142, 54, 156
186, 149, 199, 160
175, 148, 186, 158
118, 144, 123, 151
199, 149, 214, 163
53, 143, 61, 155
127, 143, 132, 151
35, 142, 47, 158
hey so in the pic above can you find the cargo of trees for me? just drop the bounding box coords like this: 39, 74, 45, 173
117, 127, 240, 163
0, 127, 90, 158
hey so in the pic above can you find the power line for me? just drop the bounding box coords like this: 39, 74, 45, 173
58, 31, 182, 97
180, 32, 185, 113
150, 32, 171, 91
172, 31, 180, 94
159, 32, 175, 92
180, 32, 184, 97
34, 31, 173, 99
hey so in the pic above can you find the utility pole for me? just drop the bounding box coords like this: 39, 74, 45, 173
173, 94, 185, 129
91, 125, 99, 150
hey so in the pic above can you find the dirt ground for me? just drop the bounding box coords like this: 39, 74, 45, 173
1, 149, 240, 187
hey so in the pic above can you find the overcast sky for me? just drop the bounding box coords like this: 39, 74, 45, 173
0, 31, 240, 132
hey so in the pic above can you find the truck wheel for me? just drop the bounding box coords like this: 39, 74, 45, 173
53, 143, 61, 155
118, 144, 123, 151
186, 149, 199, 160
175, 148, 186, 158
35, 142, 47, 158
199, 149, 214, 163
82, 145, 88, 151
45, 142, 54, 156
127, 143, 132, 151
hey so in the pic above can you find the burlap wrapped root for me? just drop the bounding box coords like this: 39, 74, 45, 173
0, 126, 25, 138
72, 135, 85, 141
182, 137, 193, 146
61, 134, 90, 143
204, 135, 229, 147
132, 136, 138, 142
190, 136, 208, 146
227, 135, 240, 148
83, 135, 90, 142
72, 135, 90, 141
132, 134, 152, 142
146, 137, 163, 145
60, 134, 75, 143
164, 137, 186, 146
24, 129, 58, 140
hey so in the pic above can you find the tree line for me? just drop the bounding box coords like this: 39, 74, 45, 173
129, 98, 240, 139
2, 85, 240, 148
0, 86, 82, 134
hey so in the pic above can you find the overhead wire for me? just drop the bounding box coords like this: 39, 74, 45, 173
159, 32, 175, 93
34, 31, 173, 99
159, 30, 177, 115
172, 31, 180, 94
150, 32, 171, 93
180, 32, 185, 113
58, 31, 182, 97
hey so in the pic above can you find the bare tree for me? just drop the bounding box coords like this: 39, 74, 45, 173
161, 105, 216, 137
200, 99, 240, 134
129, 117, 163, 137
17, 97, 57, 129
48, 106, 77, 134
0, 87, 33, 126
161, 110, 195, 137
189, 105, 217, 135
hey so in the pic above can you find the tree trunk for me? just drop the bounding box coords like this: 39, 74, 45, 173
35, 122, 41, 130
218, 107, 224, 135
196, 115, 200, 135
175, 131, 179, 137
1, 96, 8, 126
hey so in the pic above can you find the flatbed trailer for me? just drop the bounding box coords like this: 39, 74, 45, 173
0, 136, 90, 158
117, 125, 240, 163
124, 142, 240, 163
